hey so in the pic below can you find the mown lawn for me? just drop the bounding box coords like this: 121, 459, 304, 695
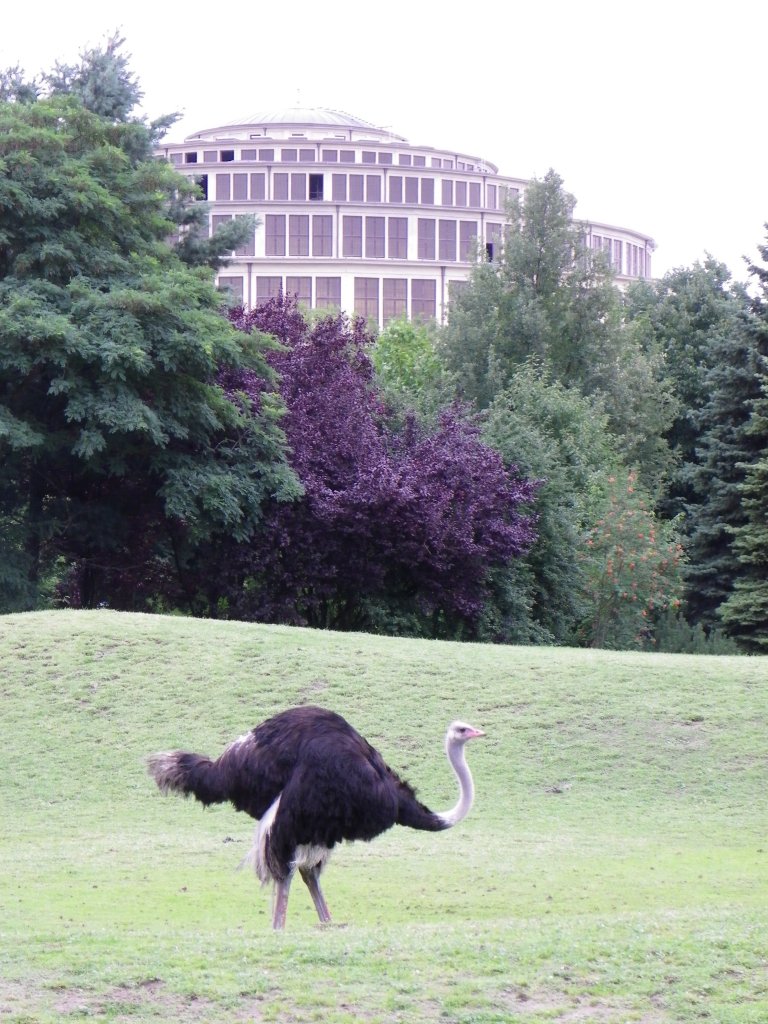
1, 610, 766, 1022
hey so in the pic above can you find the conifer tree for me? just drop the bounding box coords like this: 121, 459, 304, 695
718, 230, 768, 648
684, 238, 768, 631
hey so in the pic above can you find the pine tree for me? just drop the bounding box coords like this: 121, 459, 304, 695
718, 229, 768, 648
684, 236, 768, 631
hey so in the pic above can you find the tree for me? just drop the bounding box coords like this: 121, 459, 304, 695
578, 470, 685, 650
481, 362, 621, 643
44, 32, 144, 123
372, 317, 457, 425
624, 259, 746, 513
198, 297, 537, 635
0, 87, 296, 610
440, 170, 622, 407
718, 230, 768, 649
683, 245, 768, 631
438, 171, 676, 495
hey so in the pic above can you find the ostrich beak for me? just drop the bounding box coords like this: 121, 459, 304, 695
466, 727, 486, 739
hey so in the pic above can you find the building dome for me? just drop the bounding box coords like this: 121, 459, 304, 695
186, 107, 406, 144
159, 107, 655, 327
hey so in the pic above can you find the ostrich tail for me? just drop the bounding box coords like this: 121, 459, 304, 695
147, 750, 227, 806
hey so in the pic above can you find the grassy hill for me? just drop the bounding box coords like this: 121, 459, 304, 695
1, 610, 766, 1023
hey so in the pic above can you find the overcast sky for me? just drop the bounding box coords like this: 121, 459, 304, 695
4, 0, 766, 283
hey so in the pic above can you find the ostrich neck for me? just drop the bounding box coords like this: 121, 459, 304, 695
438, 741, 475, 827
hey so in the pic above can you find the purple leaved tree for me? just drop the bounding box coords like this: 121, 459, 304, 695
209, 296, 538, 635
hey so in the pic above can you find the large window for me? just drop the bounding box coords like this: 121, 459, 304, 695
312, 215, 333, 257
194, 174, 208, 200
405, 177, 419, 203
215, 174, 230, 201
383, 279, 407, 324
343, 216, 363, 257
365, 217, 385, 258
349, 175, 364, 202
439, 220, 457, 261
250, 173, 266, 200
388, 217, 408, 259
233, 174, 248, 201
309, 174, 324, 200
417, 219, 436, 260
218, 275, 243, 300
459, 220, 478, 261
389, 176, 403, 203
286, 276, 311, 305
290, 173, 306, 200
486, 222, 502, 262
366, 176, 382, 203
316, 277, 341, 308
256, 276, 282, 303
235, 214, 255, 257
412, 280, 436, 321
420, 178, 435, 204
288, 215, 309, 256
211, 213, 233, 249
354, 277, 379, 321
273, 173, 289, 200
613, 239, 623, 273
441, 179, 454, 206
265, 215, 286, 256
332, 174, 347, 201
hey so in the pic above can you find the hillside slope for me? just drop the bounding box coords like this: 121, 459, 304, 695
1, 610, 766, 1023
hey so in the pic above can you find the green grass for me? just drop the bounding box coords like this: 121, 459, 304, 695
1, 609, 766, 1023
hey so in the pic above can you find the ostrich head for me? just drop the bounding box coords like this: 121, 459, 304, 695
446, 721, 486, 748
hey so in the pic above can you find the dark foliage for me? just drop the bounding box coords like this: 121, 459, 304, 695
194, 296, 537, 634
719, 230, 768, 649
684, 277, 768, 632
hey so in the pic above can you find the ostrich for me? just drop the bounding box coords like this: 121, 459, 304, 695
147, 705, 484, 929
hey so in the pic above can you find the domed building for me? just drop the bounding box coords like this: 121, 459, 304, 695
156, 107, 655, 327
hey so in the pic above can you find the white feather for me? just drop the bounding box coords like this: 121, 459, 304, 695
240, 793, 282, 884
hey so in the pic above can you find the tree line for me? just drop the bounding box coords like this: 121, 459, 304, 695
2, 38, 767, 652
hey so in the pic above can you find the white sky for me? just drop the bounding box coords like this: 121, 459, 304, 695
4, 0, 766, 283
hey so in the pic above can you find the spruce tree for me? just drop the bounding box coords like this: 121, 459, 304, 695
684, 238, 768, 631
718, 230, 768, 648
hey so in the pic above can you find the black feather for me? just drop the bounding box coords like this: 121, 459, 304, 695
148, 706, 448, 883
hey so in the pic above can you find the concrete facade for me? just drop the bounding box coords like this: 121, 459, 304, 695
156, 107, 655, 326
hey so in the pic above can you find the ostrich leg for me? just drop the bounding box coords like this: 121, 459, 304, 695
272, 874, 293, 930
299, 866, 332, 924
